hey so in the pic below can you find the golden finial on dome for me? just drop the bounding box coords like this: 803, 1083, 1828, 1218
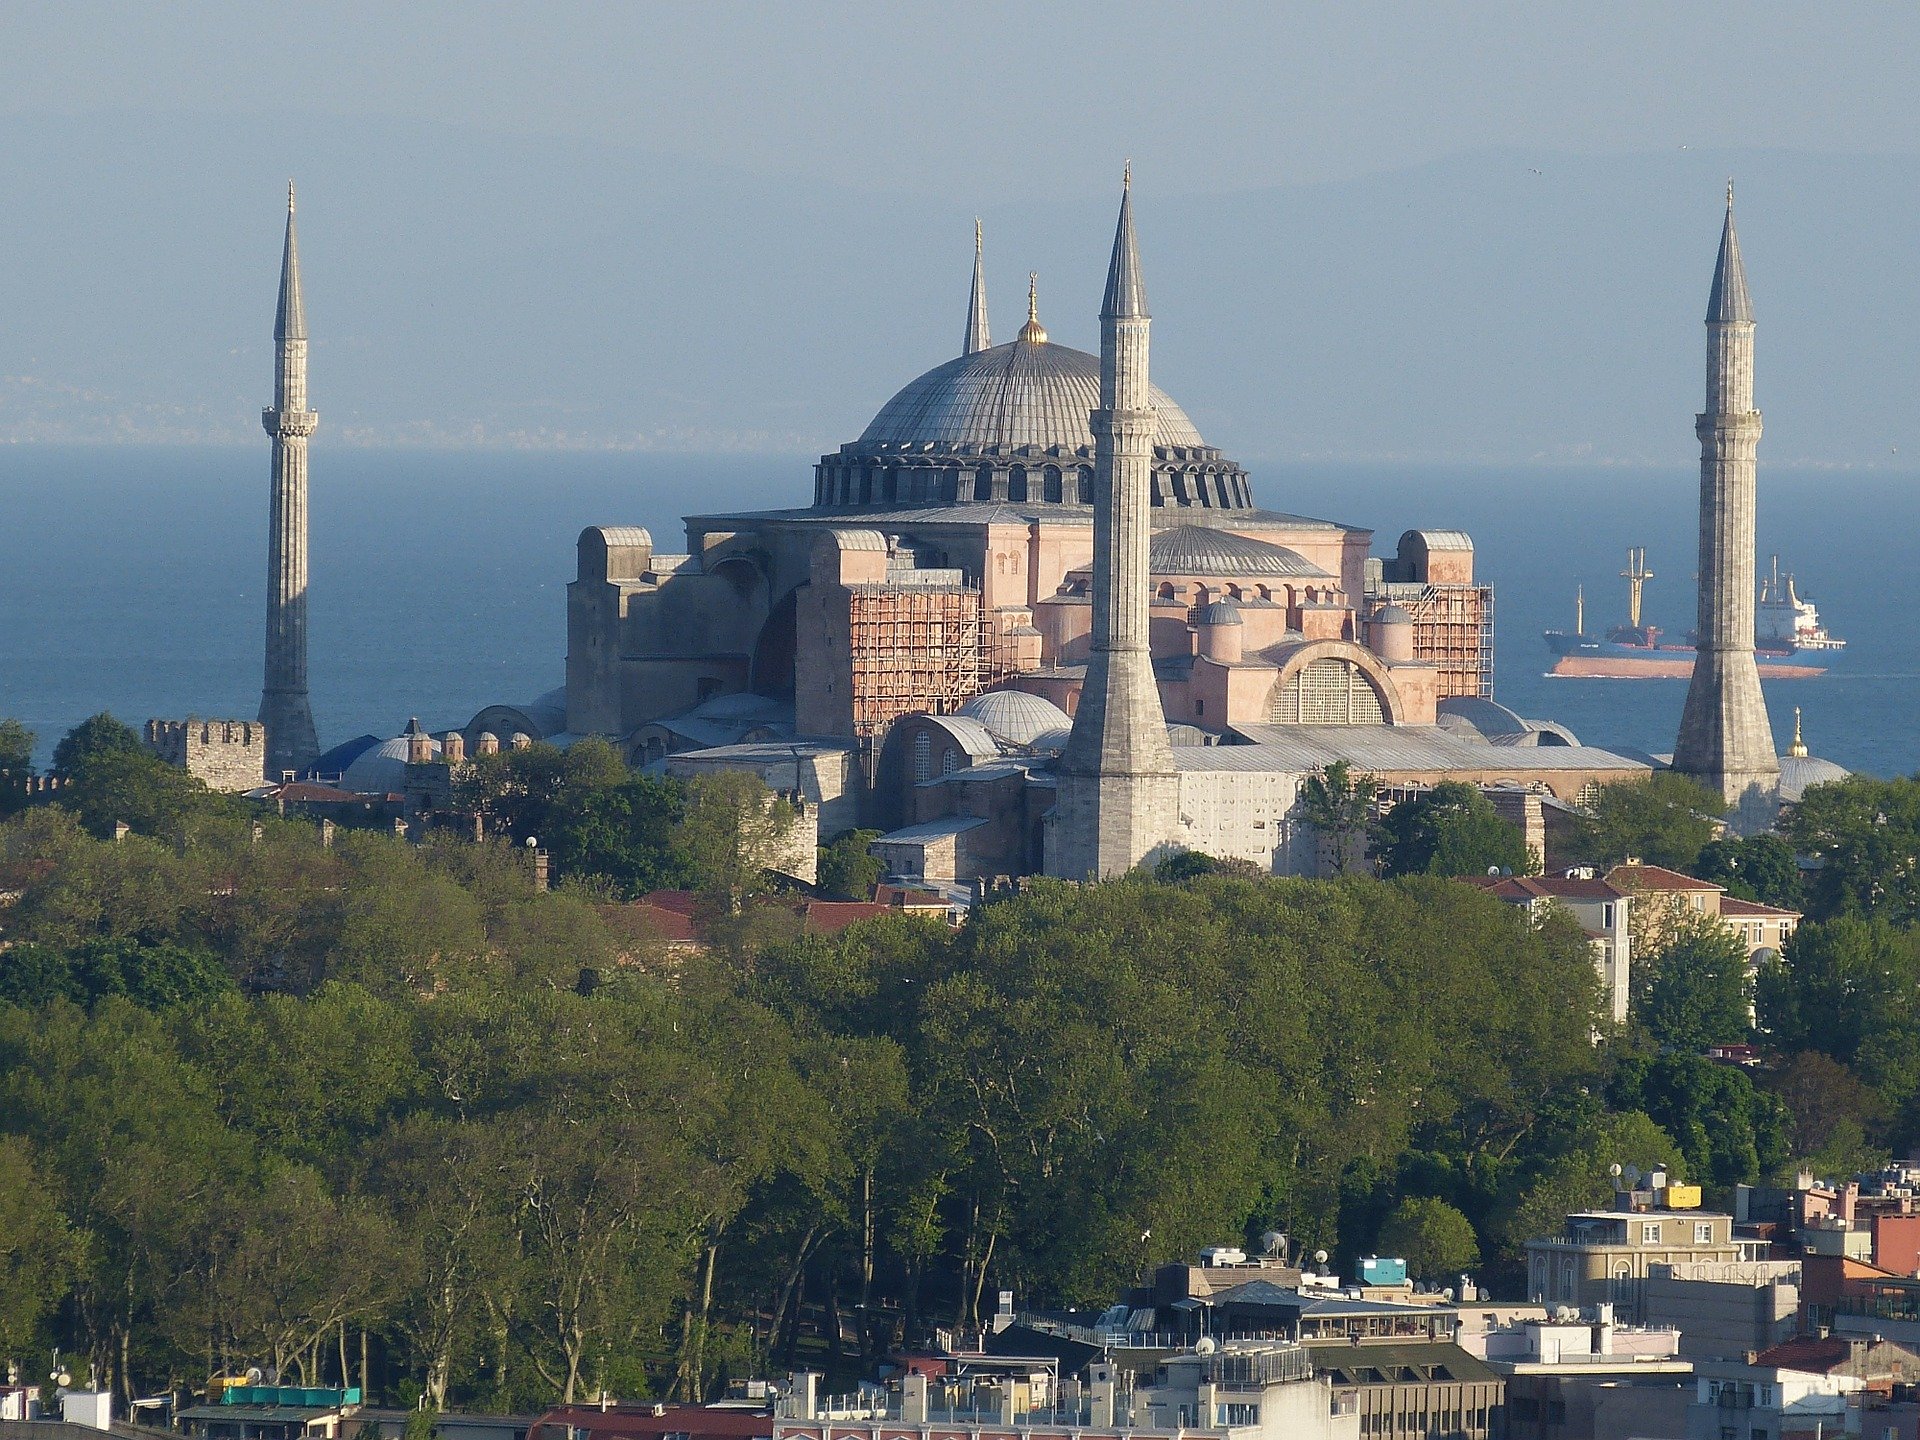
1789, 706, 1809, 758
1019, 271, 1047, 344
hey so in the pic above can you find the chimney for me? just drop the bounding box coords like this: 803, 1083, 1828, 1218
320, 818, 335, 848
532, 848, 551, 892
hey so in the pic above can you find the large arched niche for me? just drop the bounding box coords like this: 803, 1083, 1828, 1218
751, 589, 799, 697
1264, 643, 1401, 726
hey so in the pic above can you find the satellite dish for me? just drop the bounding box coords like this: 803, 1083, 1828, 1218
1314, 1249, 1330, 1266
54, 1372, 71, 1389
525, 835, 538, 848
1486, 865, 1500, 876
245, 1368, 264, 1386
1608, 1163, 1623, 1178
1623, 1165, 1641, 1187
1260, 1230, 1286, 1256
1194, 1337, 1218, 1355
1441, 1288, 1455, 1301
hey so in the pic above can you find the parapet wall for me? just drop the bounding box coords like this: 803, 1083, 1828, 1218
145, 718, 267, 792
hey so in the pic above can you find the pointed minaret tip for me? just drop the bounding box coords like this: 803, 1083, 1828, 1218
1789, 706, 1809, 758
275, 184, 308, 344
1101, 172, 1149, 320
1708, 181, 1753, 325
963, 218, 992, 355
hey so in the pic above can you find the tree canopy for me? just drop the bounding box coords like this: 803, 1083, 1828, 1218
1373, 781, 1535, 878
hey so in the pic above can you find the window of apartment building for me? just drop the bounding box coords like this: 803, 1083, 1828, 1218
1642, 1222, 1662, 1243
1603, 903, 1615, 927
1691, 893, 1705, 910
1696, 1221, 1714, 1243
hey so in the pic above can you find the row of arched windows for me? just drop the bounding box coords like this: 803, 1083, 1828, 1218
813, 460, 1251, 509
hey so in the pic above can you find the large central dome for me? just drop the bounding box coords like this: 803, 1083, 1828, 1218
859, 338, 1205, 451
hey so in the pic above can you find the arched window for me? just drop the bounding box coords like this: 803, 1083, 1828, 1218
975, 465, 995, 501
940, 747, 960, 775
880, 468, 899, 504
1008, 466, 1028, 502
1270, 658, 1388, 725
1077, 468, 1094, 503
995, 554, 1006, 575
1043, 465, 1063, 503
1157, 582, 1177, 600
1009, 551, 1022, 574
1227, 584, 1243, 600
913, 731, 933, 782
858, 468, 873, 505
1257, 584, 1272, 601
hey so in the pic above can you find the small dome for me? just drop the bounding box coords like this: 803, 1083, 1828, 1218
340, 733, 440, 794
1195, 599, 1244, 626
1150, 525, 1331, 578
1374, 603, 1413, 625
957, 689, 1075, 748
1778, 754, 1849, 804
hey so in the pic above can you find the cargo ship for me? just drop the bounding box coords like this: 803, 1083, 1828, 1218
1543, 548, 1840, 679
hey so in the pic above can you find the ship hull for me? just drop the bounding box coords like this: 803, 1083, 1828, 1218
1550, 654, 1826, 679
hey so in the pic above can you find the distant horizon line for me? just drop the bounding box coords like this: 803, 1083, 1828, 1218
0, 435, 1915, 476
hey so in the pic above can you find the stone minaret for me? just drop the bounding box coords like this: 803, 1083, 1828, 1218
1673, 184, 1778, 819
963, 218, 991, 355
259, 182, 321, 778
1046, 175, 1178, 879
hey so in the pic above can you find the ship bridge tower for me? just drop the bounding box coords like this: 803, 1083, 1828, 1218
1673, 183, 1779, 824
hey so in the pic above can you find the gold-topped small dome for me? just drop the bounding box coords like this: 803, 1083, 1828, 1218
1788, 706, 1809, 758
1018, 271, 1047, 344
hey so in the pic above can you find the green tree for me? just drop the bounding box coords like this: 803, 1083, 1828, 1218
817, 829, 885, 900
1376, 1196, 1480, 1281
1766, 1051, 1886, 1175
1754, 917, 1920, 1066
0, 717, 34, 817
1299, 761, 1379, 876
1373, 782, 1535, 878
1501, 1110, 1686, 1255
0, 1136, 76, 1360
51, 713, 145, 780
1568, 772, 1725, 870
1635, 914, 1752, 1052
678, 770, 798, 913
1611, 1054, 1789, 1189
1789, 774, 1920, 923
1693, 833, 1803, 910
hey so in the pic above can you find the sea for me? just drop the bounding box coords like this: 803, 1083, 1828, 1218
1, 446, 1914, 778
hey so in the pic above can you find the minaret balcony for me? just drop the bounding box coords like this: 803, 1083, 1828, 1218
263, 408, 319, 437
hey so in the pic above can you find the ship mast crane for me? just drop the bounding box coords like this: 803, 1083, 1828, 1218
1621, 547, 1654, 629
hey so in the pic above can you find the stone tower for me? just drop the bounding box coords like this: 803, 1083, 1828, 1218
963, 218, 991, 355
1046, 175, 1178, 879
1673, 185, 1778, 820
259, 182, 321, 778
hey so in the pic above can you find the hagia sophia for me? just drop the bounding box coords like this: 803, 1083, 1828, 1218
236, 175, 1844, 887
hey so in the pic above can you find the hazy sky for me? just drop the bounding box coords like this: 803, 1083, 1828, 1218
5, 4, 1920, 463
8, 4, 1918, 193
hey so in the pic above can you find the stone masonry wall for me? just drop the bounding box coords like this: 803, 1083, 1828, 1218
145, 719, 267, 792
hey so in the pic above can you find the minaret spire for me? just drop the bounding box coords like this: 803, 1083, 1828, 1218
1047, 172, 1178, 879
259, 185, 321, 779
963, 218, 991, 355
1674, 184, 1778, 823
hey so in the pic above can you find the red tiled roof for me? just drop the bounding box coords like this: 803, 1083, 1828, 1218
1608, 863, 1723, 892
638, 890, 703, 917
1754, 1336, 1855, 1374
267, 781, 367, 802
628, 903, 701, 945
1720, 897, 1802, 918
1463, 875, 1625, 902
802, 900, 894, 934
532, 1406, 773, 1440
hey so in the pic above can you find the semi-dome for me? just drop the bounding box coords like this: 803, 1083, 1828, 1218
1150, 526, 1331, 579
860, 340, 1204, 452
957, 688, 1074, 748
